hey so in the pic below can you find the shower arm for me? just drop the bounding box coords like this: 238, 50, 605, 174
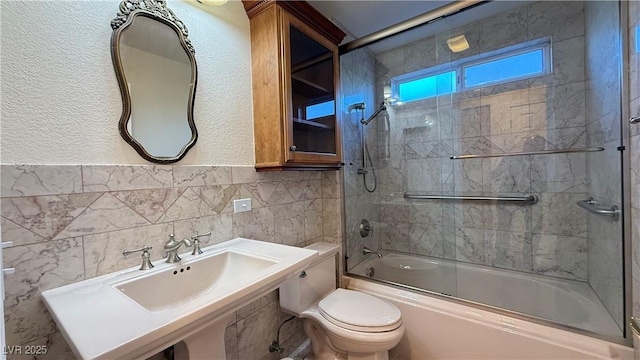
359, 102, 387, 172
361, 102, 387, 125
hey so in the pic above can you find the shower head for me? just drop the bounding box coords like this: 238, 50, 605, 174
348, 102, 366, 113
361, 102, 387, 125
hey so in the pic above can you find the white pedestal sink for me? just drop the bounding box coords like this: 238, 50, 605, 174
41, 238, 319, 360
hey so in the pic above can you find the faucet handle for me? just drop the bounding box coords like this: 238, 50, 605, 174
190, 232, 211, 255
122, 245, 153, 256
190, 231, 212, 240
122, 245, 154, 270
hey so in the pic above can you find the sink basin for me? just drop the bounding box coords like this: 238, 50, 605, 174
115, 250, 278, 312
41, 238, 319, 360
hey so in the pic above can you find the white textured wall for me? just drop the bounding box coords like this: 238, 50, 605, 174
0, 0, 254, 165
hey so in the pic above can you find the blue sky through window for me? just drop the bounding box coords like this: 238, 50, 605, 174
398, 71, 456, 102
306, 100, 335, 120
465, 49, 544, 87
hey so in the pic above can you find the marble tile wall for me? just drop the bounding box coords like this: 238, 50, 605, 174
0, 164, 342, 359
340, 47, 380, 269
374, 1, 590, 281
584, 1, 625, 331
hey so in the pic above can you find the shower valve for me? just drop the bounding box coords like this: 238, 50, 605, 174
360, 219, 372, 237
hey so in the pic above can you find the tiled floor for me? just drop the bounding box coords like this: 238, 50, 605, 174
285, 339, 311, 360
285, 339, 408, 360
389, 350, 409, 360
147, 338, 407, 360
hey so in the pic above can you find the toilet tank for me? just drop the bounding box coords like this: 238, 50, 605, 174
279, 243, 340, 316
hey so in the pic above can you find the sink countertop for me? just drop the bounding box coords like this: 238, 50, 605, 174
41, 238, 319, 360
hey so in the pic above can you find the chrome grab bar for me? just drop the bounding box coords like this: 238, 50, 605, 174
403, 192, 538, 204
450, 147, 605, 160
630, 116, 640, 124
630, 317, 640, 336
576, 197, 619, 221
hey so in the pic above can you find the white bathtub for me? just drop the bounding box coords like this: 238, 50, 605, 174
344, 275, 633, 360
350, 252, 623, 340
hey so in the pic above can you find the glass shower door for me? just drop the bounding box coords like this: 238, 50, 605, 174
441, 1, 625, 338
342, 0, 626, 341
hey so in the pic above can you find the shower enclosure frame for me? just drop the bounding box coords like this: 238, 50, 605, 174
339, 0, 633, 347
620, 0, 632, 348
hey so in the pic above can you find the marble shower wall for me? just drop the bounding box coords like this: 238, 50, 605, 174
375, 1, 590, 280
340, 47, 380, 269
584, 1, 625, 331
0, 164, 342, 360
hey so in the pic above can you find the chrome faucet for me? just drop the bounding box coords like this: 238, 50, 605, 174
362, 246, 383, 258
164, 234, 192, 263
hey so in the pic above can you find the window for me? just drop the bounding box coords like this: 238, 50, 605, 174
306, 100, 335, 120
464, 48, 546, 87
392, 39, 551, 103
398, 71, 457, 102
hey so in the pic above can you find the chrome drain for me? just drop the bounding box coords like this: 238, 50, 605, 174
366, 267, 375, 277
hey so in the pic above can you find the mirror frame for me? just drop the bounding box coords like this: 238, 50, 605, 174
111, 0, 198, 163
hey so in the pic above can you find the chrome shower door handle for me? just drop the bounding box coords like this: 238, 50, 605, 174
576, 197, 619, 221
630, 116, 640, 124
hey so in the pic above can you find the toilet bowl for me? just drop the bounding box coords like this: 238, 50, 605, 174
279, 243, 405, 360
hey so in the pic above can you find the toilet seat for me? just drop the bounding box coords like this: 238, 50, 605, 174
318, 289, 402, 333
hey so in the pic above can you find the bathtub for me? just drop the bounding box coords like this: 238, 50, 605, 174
343, 275, 633, 359
348, 252, 632, 358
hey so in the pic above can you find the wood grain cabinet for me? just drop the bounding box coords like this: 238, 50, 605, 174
243, 0, 346, 171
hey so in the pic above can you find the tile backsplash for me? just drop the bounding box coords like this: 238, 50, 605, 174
1, 164, 342, 359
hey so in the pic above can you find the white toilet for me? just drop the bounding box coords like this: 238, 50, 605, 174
279, 243, 405, 360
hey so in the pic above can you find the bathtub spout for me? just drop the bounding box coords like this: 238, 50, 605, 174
362, 247, 383, 258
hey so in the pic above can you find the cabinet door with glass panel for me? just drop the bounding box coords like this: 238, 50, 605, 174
282, 12, 341, 166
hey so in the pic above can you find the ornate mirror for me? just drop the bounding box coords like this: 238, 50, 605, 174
111, 0, 198, 163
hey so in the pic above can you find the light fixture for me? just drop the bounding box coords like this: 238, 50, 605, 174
196, 0, 228, 5
382, 85, 402, 106
447, 34, 469, 53
383, 85, 392, 99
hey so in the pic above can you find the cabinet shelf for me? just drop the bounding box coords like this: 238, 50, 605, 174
292, 75, 331, 98
293, 118, 334, 130
292, 52, 332, 73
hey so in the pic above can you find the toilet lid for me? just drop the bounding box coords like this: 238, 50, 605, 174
318, 289, 402, 332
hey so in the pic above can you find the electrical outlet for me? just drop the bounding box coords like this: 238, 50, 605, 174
233, 198, 252, 213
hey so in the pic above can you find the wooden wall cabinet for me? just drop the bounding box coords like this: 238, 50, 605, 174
243, 0, 346, 171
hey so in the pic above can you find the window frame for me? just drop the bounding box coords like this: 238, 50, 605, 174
391, 37, 552, 103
